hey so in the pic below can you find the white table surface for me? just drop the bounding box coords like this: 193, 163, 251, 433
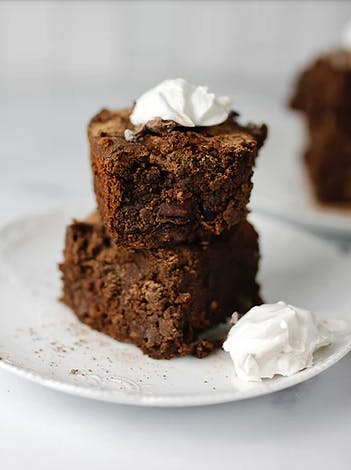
1, 87, 351, 470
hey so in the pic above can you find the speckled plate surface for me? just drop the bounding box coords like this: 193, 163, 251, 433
0, 209, 350, 407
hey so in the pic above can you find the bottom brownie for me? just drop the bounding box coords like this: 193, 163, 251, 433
59, 214, 261, 359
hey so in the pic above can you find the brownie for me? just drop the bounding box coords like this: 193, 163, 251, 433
290, 50, 351, 116
60, 214, 261, 359
304, 115, 351, 202
89, 108, 267, 249
290, 50, 351, 204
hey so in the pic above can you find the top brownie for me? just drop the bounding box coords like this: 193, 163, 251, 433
89, 107, 267, 248
290, 50, 351, 117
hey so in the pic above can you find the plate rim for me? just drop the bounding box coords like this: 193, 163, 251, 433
0, 337, 350, 407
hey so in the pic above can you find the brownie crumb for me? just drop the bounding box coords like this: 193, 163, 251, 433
192, 339, 221, 359
124, 117, 178, 142
124, 129, 138, 142
230, 311, 239, 325
70, 368, 79, 375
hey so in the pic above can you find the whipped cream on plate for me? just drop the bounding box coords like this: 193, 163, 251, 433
223, 301, 334, 382
130, 78, 231, 127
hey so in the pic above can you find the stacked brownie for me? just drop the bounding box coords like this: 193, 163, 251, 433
60, 107, 267, 359
290, 50, 351, 203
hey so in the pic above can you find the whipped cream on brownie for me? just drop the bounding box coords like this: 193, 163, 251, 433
130, 78, 231, 127
223, 302, 333, 382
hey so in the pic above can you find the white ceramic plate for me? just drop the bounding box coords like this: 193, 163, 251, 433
251, 112, 351, 237
0, 209, 350, 407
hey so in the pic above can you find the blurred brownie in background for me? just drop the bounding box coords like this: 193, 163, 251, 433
290, 50, 351, 204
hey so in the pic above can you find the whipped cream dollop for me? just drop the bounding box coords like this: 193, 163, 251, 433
223, 302, 332, 382
130, 79, 231, 127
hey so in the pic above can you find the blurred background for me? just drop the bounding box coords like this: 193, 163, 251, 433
1, 1, 350, 97
1, 1, 350, 228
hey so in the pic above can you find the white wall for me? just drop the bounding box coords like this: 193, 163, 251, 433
0, 1, 350, 101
